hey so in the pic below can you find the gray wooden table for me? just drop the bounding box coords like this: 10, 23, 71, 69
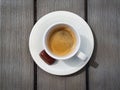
0, 0, 120, 90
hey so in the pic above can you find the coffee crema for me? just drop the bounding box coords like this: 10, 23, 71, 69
47, 26, 76, 56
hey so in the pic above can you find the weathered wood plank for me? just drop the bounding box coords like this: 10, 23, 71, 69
88, 0, 120, 90
0, 0, 34, 90
36, 0, 86, 90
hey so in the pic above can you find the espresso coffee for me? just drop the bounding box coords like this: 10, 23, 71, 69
47, 25, 76, 56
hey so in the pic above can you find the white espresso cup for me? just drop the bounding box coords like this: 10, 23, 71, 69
43, 22, 87, 61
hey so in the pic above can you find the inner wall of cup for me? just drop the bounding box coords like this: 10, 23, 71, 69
45, 23, 80, 59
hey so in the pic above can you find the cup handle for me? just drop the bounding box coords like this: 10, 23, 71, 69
77, 51, 87, 61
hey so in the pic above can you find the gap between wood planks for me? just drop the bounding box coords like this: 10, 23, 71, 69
33, 0, 37, 90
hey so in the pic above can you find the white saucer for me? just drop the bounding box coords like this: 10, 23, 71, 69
29, 11, 94, 75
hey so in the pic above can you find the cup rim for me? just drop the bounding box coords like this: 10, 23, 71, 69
43, 22, 81, 60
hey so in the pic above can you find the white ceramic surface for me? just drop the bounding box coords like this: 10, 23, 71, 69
29, 11, 94, 75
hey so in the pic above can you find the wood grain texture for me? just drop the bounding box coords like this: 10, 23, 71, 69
36, 0, 86, 90
88, 0, 120, 90
0, 0, 34, 90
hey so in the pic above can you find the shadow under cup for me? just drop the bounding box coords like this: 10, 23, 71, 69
43, 23, 81, 60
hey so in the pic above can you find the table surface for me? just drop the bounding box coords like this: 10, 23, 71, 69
0, 0, 120, 90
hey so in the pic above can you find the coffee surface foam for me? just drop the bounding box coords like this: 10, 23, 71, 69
48, 27, 76, 56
